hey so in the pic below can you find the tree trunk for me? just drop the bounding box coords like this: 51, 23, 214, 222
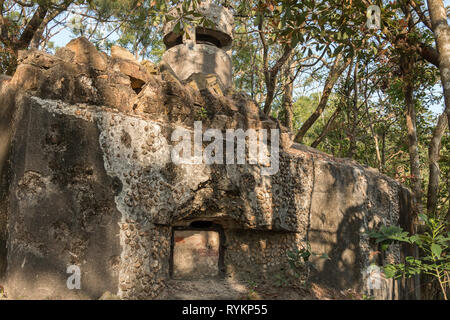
294, 52, 350, 143
311, 60, 355, 149
281, 57, 294, 132
262, 46, 293, 115
310, 106, 341, 148
30, 27, 45, 50
13, 5, 48, 52
347, 60, 359, 158
403, 71, 423, 221
257, 14, 294, 116
427, 0, 450, 128
404, 72, 423, 300
381, 130, 386, 171
366, 107, 382, 171
427, 113, 448, 215
2, 4, 48, 74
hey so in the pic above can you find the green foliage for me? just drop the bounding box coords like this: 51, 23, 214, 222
285, 243, 329, 285
244, 279, 261, 299
196, 106, 208, 120
287, 244, 329, 265
368, 214, 450, 299
273, 273, 288, 287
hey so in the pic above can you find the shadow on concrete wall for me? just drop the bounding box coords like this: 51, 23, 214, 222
0, 84, 18, 282
4, 101, 121, 299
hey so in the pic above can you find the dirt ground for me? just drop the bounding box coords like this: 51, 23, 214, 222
158, 278, 362, 300
0, 278, 362, 300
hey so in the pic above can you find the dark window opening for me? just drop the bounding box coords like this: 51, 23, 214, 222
129, 76, 145, 94
170, 35, 183, 48
132, 87, 142, 95
163, 28, 232, 50
190, 220, 213, 228
195, 32, 222, 48
164, 34, 183, 50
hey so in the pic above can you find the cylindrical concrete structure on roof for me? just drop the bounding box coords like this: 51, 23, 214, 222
161, 0, 234, 90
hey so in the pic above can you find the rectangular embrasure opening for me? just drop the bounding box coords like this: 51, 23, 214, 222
172, 229, 220, 279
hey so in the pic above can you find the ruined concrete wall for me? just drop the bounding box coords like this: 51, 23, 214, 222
118, 220, 170, 299
223, 230, 303, 283
3, 96, 121, 299
0, 77, 14, 280
0, 168, 7, 279
0, 38, 412, 299
308, 159, 403, 292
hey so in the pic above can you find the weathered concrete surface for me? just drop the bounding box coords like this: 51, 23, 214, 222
0, 74, 15, 282
3, 96, 121, 299
162, 44, 232, 91
0, 40, 412, 299
308, 160, 406, 293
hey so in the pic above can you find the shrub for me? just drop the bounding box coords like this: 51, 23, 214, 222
368, 214, 450, 300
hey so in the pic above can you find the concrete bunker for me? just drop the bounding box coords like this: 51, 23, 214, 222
161, 0, 234, 90
0, 0, 412, 300
170, 221, 225, 280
